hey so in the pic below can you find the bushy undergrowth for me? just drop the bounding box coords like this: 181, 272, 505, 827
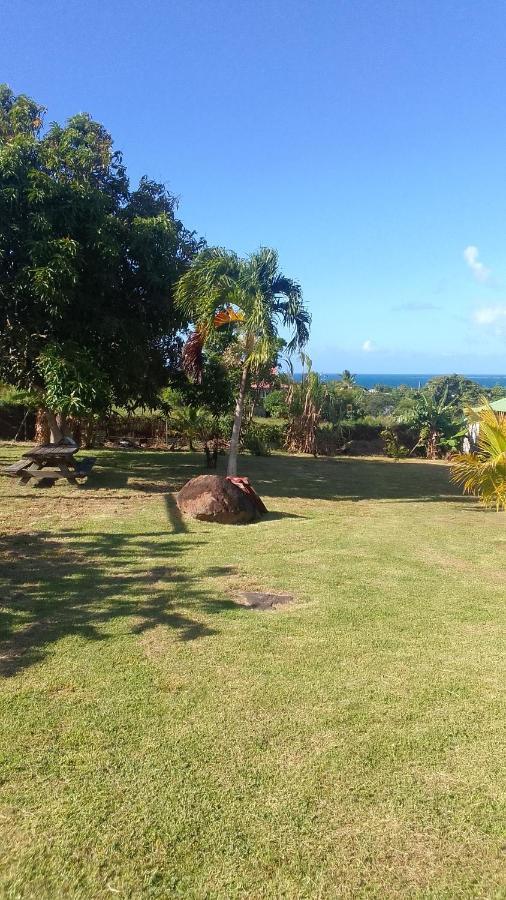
242, 421, 287, 456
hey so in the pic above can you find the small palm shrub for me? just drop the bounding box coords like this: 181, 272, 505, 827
169, 405, 215, 451
381, 427, 410, 459
450, 404, 506, 509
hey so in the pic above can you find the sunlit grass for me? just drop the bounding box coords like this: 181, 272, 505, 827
0, 443, 504, 897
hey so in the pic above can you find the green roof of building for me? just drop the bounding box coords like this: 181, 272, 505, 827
473, 397, 506, 413
490, 398, 506, 412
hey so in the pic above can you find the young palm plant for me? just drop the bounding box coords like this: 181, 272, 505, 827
176, 247, 310, 476
169, 404, 215, 452
450, 403, 506, 510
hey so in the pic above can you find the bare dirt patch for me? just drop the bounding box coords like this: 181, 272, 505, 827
235, 591, 295, 610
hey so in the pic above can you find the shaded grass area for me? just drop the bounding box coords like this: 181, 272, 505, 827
0, 443, 505, 898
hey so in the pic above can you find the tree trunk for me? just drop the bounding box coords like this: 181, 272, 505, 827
427, 429, 439, 460
227, 364, 249, 477
81, 416, 95, 449
35, 408, 50, 444
45, 411, 63, 444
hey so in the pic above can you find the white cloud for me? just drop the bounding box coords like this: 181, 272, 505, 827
362, 339, 375, 352
464, 245, 491, 283
474, 305, 506, 325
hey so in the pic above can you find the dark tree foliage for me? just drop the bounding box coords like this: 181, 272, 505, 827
0, 85, 203, 421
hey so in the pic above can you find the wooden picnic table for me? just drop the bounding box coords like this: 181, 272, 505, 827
0, 444, 96, 486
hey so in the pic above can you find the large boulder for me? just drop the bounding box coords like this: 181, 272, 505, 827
177, 475, 264, 524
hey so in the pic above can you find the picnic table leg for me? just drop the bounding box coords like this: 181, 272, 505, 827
19, 463, 40, 484
55, 462, 79, 484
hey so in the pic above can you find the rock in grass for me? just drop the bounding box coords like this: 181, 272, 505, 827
177, 475, 262, 525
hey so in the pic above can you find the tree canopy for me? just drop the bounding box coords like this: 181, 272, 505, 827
0, 85, 202, 423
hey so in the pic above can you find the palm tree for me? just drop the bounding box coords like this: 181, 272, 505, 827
450, 403, 506, 509
340, 369, 356, 387
176, 247, 310, 476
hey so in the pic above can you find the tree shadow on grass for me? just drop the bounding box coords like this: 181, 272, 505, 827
2, 451, 469, 509
87, 449, 467, 506
239, 454, 470, 504
164, 493, 189, 533
263, 510, 306, 521
80, 451, 203, 494
0, 525, 239, 678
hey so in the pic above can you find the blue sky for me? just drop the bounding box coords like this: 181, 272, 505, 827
3, 0, 506, 373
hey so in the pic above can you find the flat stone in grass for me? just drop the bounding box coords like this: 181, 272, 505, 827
236, 591, 294, 610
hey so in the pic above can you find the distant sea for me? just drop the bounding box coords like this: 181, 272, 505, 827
293, 373, 506, 390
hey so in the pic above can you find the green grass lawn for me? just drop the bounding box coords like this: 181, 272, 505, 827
0, 444, 505, 898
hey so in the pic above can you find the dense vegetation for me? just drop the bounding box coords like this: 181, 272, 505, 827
0, 86, 206, 442
3, 362, 506, 462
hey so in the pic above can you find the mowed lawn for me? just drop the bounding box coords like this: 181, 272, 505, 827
0, 444, 505, 899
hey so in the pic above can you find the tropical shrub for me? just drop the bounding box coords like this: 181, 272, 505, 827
405, 389, 463, 459
242, 423, 271, 456
254, 421, 286, 448
345, 418, 384, 441
263, 389, 288, 418
0, 383, 39, 409
169, 404, 216, 451
381, 427, 409, 459
450, 404, 506, 509
285, 363, 329, 456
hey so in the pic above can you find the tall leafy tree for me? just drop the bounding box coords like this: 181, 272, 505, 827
176, 247, 310, 475
426, 374, 483, 408
0, 85, 201, 440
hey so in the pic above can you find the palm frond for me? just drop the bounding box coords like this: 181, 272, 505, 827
175, 244, 310, 373
213, 307, 244, 328
450, 403, 506, 509
181, 329, 205, 383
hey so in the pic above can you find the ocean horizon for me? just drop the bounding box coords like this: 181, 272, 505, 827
293, 373, 506, 390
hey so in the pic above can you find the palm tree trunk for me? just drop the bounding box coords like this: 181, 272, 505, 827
227, 364, 249, 477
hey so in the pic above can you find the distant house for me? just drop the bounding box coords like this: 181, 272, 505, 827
463, 397, 506, 452
250, 367, 285, 402
250, 379, 275, 402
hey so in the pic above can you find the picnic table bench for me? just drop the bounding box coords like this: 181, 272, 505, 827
0, 444, 96, 486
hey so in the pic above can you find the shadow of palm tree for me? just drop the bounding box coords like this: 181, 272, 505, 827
164, 492, 188, 533
0, 525, 238, 678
